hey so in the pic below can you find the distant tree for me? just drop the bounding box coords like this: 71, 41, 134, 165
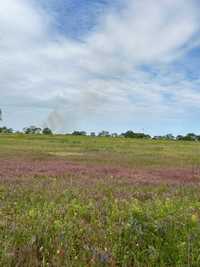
72, 131, 87, 136
153, 136, 163, 140
122, 130, 135, 138
6, 128, 14, 134
23, 127, 30, 134
23, 126, 41, 134
153, 135, 174, 140
98, 131, 110, 137
183, 133, 197, 141
164, 134, 175, 140
0, 126, 13, 134
123, 130, 151, 139
90, 132, 96, 137
111, 133, 118, 137
176, 133, 197, 141
176, 135, 184, 141
42, 127, 53, 135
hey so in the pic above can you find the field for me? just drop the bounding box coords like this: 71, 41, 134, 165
1, 134, 200, 266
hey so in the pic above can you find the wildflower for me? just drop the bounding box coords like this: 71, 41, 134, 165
126, 223, 131, 228
191, 214, 198, 223
28, 209, 36, 218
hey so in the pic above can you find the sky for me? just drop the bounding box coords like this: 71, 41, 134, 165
1, 0, 200, 135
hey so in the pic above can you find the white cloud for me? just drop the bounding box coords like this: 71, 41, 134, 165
0, 0, 200, 133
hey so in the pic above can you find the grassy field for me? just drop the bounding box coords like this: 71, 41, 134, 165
1, 134, 200, 266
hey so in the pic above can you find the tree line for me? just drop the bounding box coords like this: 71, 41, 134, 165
0, 126, 52, 135
0, 126, 200, 141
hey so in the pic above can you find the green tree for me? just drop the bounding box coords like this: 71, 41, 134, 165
23, 126, 41, 134
42, 128, 53, 135
72, 131, 87, 136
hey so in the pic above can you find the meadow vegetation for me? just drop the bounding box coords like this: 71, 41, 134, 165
1, 134, 200, 266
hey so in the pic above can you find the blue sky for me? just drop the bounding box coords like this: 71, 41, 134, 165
1, 0, 200, 135
37, 0, 118, 38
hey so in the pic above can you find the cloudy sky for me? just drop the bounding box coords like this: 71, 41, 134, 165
1, 0, 200, 135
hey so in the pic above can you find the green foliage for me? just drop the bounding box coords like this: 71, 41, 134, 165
23, 126, 42, 134
42, 127, 53, 135
1, 184, 200, 266
177, 133, 198, 141
98, 131, 110, 137
123, 130, 151, 139
0, 135, 200, 266
0, 126, 13, 133
72, 131, 87, 136
2, 125, 200, 142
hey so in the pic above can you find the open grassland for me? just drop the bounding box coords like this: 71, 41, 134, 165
1, 134, 200, 266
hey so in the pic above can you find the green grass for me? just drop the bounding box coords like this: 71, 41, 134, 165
1, 134, 200, 266
1, 134, 200, 166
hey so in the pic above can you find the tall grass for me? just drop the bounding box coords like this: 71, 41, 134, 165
1, 182, 200, 266
1, 135, 200, 266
